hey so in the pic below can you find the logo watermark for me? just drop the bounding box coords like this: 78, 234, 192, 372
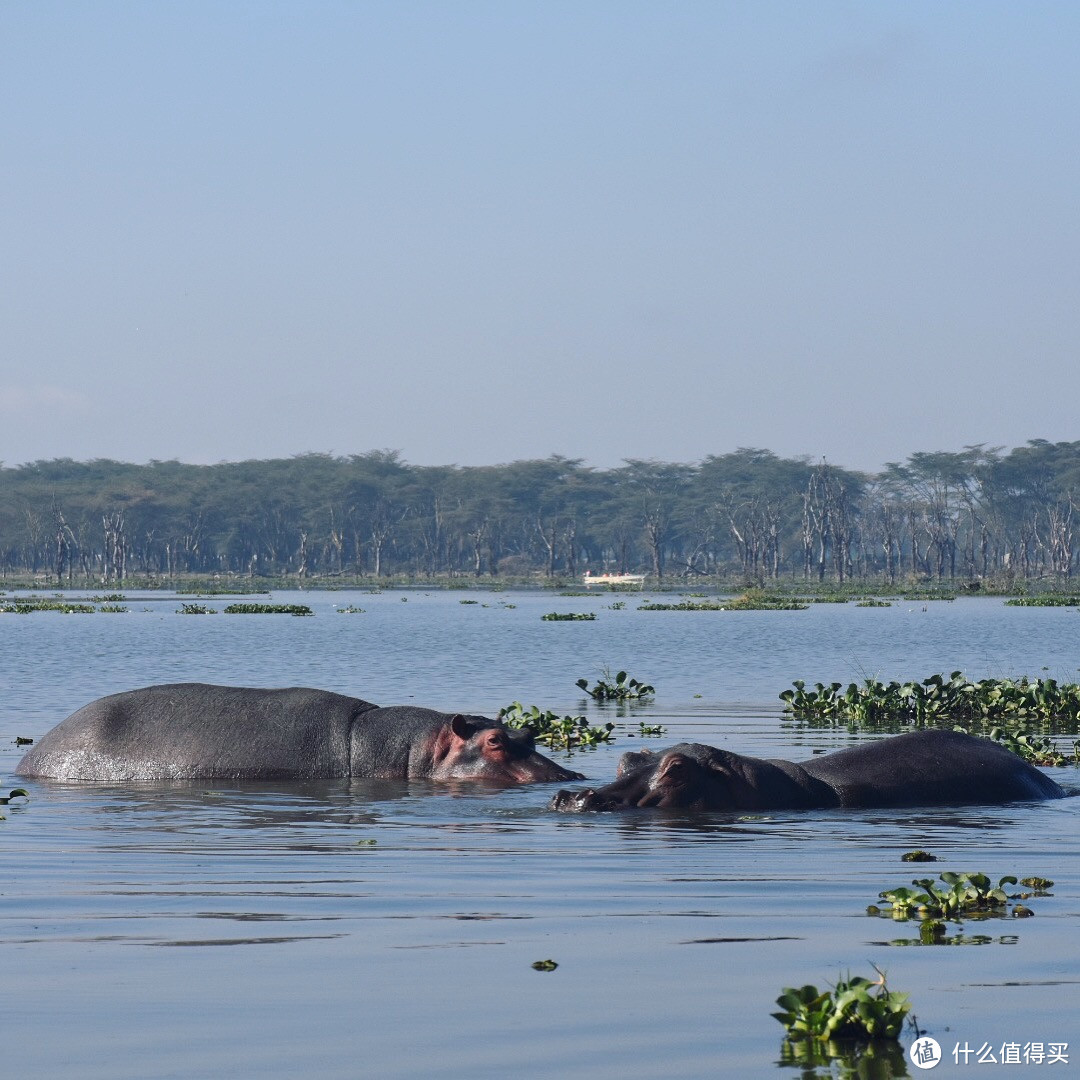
908, 1038, 1069, 1069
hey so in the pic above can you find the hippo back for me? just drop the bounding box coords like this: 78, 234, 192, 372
16, 683, 379, 781
801, 729, 1066, 808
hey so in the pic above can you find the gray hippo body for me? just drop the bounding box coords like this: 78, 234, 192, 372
550, 730, 1066, 811
17, 683, 583, 784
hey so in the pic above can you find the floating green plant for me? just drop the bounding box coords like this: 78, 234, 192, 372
869, 872, 1031, 921
1, 786, 29, 820
576, 669, 654, 700
499, 702, 614, 750
223, 603, 314, 616
335, 605, 366, 614
531, 959, 558, 971
542, 612, 596, 621
772, 967, 910, 1043
177, 603, 217, 615
1005, 596, 1080, 607
1, 600, 96, 613
780, 671, 1080, 730
979, 725, 1080, 765
638, 599, 726, 611
636, 722, 667, 737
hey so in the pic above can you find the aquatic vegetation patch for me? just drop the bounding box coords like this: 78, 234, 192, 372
867, 871, 1048, 922
640, 589, 808, 611
638, 599, 726, 611
177, 603, 218, 614
334, 605, 366, 614
576, 669, 654, 700
499, 702, 614, 750
223, 603, 314, 616
979, 725, 1080, 765
541, 612, 596, 621
1, 599, 96, 613
635, 722, 667, 737
1, 786, 29, 820
780, 671, 1080, 732
1005, 596, 1080, 607
772, 966, 910, 1042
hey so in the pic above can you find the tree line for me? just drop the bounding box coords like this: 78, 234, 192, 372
2, 440, 1078, 586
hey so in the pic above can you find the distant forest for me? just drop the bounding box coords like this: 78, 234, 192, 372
2, 440, 1079, 586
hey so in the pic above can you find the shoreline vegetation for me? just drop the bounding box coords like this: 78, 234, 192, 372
0, 574, 1078, 600
5, 443, 1080, 587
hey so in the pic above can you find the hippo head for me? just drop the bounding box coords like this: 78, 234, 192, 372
432, 715, 585, 784
550, 743, 737, 811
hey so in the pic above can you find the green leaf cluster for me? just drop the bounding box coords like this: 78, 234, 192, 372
576, 669, 654, 700
874, 872, 1020, 920
541, 612, 596, 621
772, 969, 910, 1042
1, 786, 29, 820
222, 603, 314, 616
1005, 595, 1080, 606
499, 702, 614, 751
780, 671, 1080, 730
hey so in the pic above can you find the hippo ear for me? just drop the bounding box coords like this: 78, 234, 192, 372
450, 714, 479, 740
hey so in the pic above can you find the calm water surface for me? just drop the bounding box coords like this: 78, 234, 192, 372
3, 591, 1079, 1078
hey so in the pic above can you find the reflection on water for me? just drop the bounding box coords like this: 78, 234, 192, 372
3, 592, 1079, 1079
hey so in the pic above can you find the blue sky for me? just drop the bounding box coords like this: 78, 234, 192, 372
2, 2, 1078, 472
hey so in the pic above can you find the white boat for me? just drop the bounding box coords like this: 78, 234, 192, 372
582, 571, 646, 587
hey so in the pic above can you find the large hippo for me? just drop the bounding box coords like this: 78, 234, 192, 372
550, 730, 1066, 811
16, 683, 584, 784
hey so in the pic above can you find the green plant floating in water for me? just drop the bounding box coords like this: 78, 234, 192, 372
1020, 877, 1054, 890
576, 669, 654, 700
872, 872, 1027, 921
223, 603, 314, 616
979, 725, 1079, 766
499, 702, 614, 751
901, 850, 938, 862
542, 611, 596, 621
531, 959, 558, 971
1, 786, 29, 820
177, 603, 217, 615
636, 722, 667, 737
772, 966, 911, 1042
1005, 596, 1080, 607
780, 670, 1080, 734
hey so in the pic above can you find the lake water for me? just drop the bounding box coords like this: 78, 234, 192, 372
3, 589, 1079, 1078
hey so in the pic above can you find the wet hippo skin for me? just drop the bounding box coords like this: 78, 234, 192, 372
17, 683, 584, 784
550, 729, 1066, 811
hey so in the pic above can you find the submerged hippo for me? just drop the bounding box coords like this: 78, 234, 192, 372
550, 730, 1066, 811
16, 683, 584, 784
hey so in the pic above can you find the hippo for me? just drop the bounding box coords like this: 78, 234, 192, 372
16, 683, 584, 784
549, 730, 1066, 811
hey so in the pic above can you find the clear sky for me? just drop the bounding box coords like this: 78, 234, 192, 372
2, 1, 1078, 473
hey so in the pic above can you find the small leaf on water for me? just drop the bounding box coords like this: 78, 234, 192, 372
531, 959, 558, 971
